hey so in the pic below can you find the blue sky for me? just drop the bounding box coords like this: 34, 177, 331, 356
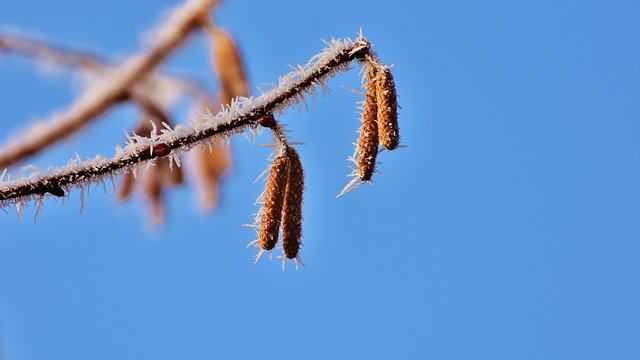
0, 0, 639, 359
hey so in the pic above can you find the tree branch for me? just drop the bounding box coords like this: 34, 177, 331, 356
0, 0, 218, 168
0, 36, 373, 208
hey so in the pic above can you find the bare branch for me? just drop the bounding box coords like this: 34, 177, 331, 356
0, 0, 218, 168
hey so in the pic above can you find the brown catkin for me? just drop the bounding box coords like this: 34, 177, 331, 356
210, 27, 249, 105
163, 155, 185, 186
117, 171, 135, 201
281, 147, 305, 259
258, 154, 290, 251
143, 164, 164, 224
196, 136, 231, 209
196, 25, 249, 210
376, 66, 400, 150
357, 67, 380, 181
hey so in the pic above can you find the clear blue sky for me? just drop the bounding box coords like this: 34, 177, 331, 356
0, 0, 639, 359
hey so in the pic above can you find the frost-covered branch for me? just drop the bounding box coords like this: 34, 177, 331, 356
0, 0, 218, 169
0, 36, 373, 207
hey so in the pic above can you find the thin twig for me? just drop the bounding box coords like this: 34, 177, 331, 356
0, 33, 210, 101
0, 0, 218, 168
0, 34, 104, 70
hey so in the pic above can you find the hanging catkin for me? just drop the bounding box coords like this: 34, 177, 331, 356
258, 154, 290, 251
281, 147, 305, 259
357, 67, 380, 181
376, 65, 400, 150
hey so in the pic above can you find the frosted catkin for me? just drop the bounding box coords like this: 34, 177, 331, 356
281, 148, 305, 259
258, 154, 290, 251
357, 67, 380, 181
376, 66, 399, 150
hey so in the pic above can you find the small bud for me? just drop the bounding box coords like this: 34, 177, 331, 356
281, 147, 305, 260
152, 142, 171, 157
257, 114, 277, 129
357, 67, 380, 181
259, 154, 290, 251
46, 185, 65, 197
118, 115, 183, 222
376, 66, 400, 150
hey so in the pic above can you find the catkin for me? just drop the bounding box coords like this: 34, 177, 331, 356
117, 171, 135, 201
143, 164, 164, 224
376, 66, 400, 150
281, 147, 305, 259
258, 154, 290, 251
196, 136, 231, 208
357, 67, 380, 181
210, 27, 249, 105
